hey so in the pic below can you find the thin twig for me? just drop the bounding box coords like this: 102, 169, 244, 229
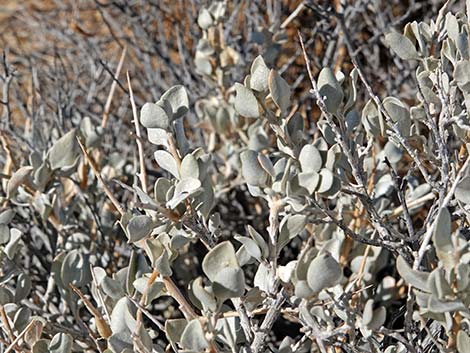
298, 30, 394, 247
281, 1, 305, 29
0, 305, 15, 343
251, 288, 287, 353
77, 136, 126, 216
4, 320, 36, 353
331, 9, 437, 189
414, 155, 470, 269
127, 71, 148, 192
69, 284, 112, 339
101, 46, 127, 128
162, 277, 198, 320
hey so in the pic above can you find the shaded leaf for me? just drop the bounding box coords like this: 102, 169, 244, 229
363, 300, 386, 330
257, 153, 275, 177
240, 150, 269, 186
191, 277, 217, 312
165, 319, 187, 346
317, 168, 335, 193
61, 250, 89, 287
247, 225, 269, 258
15, 273, 32, 302
427, 268, 453, 299
383, 97, 411, 136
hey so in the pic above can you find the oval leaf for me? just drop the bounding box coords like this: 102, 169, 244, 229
140, 102, 170, 130
160, 85, 189, 120
154, 150, 179, 178
385, 32, 419, 60
396, 256, 429, 292
202, 241, 240, 282
49, 333, 72, 353
234, 83, 259, 118
268, 69, 291, 114
299, 144, 322, 173
180, 319, 209, 351
126, 215, 153, 243
48, 129, 79, 170
240, 150, 268, 187
306, 252, 342, 293
318, 68, 343, 114
250, 55, 270, 92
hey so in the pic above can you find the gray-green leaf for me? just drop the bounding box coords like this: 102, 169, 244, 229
48, 129, 79, 170
235, 235, 262, 261
160, 85, 189, 120
240, 150, 269, 187
432, 207, 453, 255
250, 55, 270, 92
318, 67, 343, 114
456, 176, 470, 204
306, 252, 342, 293
197, 8, 213, 29
154, 150, 179, 178
278, 214, 307, 251
396, 256, 429, 292
140, 102, 171, 130
385, 32, 419, 60
234, 83, 259, 118
49, 333, 72, 353
299, 144, 322, 173
457, 330, 470, 353
126, 215, 153, 243
202, 241, 239, 282
268, 69, 291, 114
6, 166, 33, 199
180, 319, 209, 351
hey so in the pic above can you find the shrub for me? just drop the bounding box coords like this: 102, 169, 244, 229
0, 1, 469, 353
